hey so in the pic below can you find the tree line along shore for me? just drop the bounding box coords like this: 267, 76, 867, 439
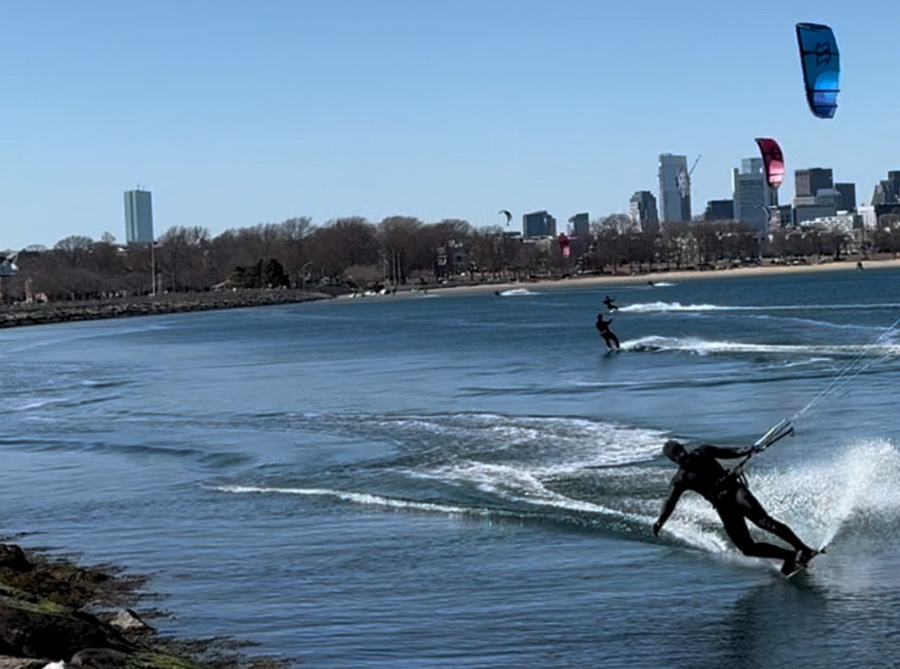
3, 213, 894, 307
3, 255, 897, 330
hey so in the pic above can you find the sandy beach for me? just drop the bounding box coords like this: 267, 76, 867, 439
408, 256, 900, 298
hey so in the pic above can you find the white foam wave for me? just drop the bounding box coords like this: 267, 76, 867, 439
10, 398, 68, 411
619, 301, 726, 313
378, 413, 667, 469
625, 335, 900, 358
753, 438, 900, 546
621, 301, 900, 315
408, 462, 635, 520
498, 288, 537, 296
216, 484, 482, 516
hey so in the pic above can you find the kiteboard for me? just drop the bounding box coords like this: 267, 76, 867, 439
783, 546, 827, 579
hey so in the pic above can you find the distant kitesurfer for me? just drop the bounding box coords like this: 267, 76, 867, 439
653, 439, 817, 575
595, 313, 620, 350
857, 261, 864, 271
648, 280, 656, 287
603, 295, 619, 311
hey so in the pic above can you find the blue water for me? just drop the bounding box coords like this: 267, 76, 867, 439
3, 267, 900, 668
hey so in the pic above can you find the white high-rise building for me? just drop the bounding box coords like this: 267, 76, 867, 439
658, 154, 691, 223
732, 158, 777, 233
124, 189, 154, 244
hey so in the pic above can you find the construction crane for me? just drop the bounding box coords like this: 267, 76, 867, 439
688, 154, 701, 177
675, 154, 702, 198
676, 154, 701, 198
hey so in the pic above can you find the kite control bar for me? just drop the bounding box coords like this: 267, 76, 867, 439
731, 418, 794, 476
753, 418, 794, 452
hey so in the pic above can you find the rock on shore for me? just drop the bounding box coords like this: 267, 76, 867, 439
0, 289, 333, 329
0, 542, 282, 669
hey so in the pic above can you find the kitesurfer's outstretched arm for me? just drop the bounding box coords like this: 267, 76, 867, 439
694, 444, 757, 460
653, 478, 685, 535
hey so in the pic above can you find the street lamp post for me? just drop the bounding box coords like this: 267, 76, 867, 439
150, 241, 157, 296
301, 261, 313, 292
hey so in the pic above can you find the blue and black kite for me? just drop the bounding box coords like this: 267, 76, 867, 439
796, 22, 840, 119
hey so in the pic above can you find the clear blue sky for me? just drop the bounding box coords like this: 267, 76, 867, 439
1, 0, 897, 251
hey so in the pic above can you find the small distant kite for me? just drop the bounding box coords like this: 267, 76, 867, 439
754, 137, 785, 189
796, 22, 840, 119
499, 209, 512, 226
0, 253, 18, 277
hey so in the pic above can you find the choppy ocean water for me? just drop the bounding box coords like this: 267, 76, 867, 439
2, 266, 900, 668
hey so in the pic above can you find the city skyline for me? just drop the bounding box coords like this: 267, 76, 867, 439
4, 153, 896, 252
2, 1, 899, 250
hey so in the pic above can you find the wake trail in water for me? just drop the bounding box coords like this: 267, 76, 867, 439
217, 433, 900, 570
497, 288, 538, 297
620, 301, 900, 314
212, 406, 900, 566
214, 480, 631, 523
215, 484, 496, 517
625, 335, 900, 359
213, 413, 671, 531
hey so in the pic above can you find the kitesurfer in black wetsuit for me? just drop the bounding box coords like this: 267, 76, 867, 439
653, 439, 816, 574
595, 313, 620, 350
603, 295, 618, 311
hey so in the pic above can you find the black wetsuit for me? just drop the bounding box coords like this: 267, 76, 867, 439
603, 296, 618, 311
595, 315, 620, 349
659, 446, 808, 562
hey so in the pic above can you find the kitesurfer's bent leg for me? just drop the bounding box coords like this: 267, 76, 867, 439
734, 487, 813, 553
604, 332, 620, 349
716, 507, 794, 561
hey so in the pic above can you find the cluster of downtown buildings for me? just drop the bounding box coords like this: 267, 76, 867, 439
631, 153, 865, 236
124, 158, 900, 252
518, 154, 900, 242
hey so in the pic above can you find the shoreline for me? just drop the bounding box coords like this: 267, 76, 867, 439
0, 288, 333, 329
0, 538, 278, 669
1, 259, 897, 329
392, 256, 900, 298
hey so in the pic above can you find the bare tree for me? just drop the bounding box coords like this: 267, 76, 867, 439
157, 226, 212, 291
278, 216, 313, 287
309, 217, 379, 282
54, 235, 94, 267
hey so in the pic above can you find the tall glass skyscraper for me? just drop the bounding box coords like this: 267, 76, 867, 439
658, 154, 691, 223
733, 158, 777, 233
124, 189, 154, 243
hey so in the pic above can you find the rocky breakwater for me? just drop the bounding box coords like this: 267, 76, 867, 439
0, 290, 333, 329
0, 542, 279, 669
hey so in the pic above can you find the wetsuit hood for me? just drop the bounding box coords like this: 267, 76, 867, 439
663, 439, 685, 462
